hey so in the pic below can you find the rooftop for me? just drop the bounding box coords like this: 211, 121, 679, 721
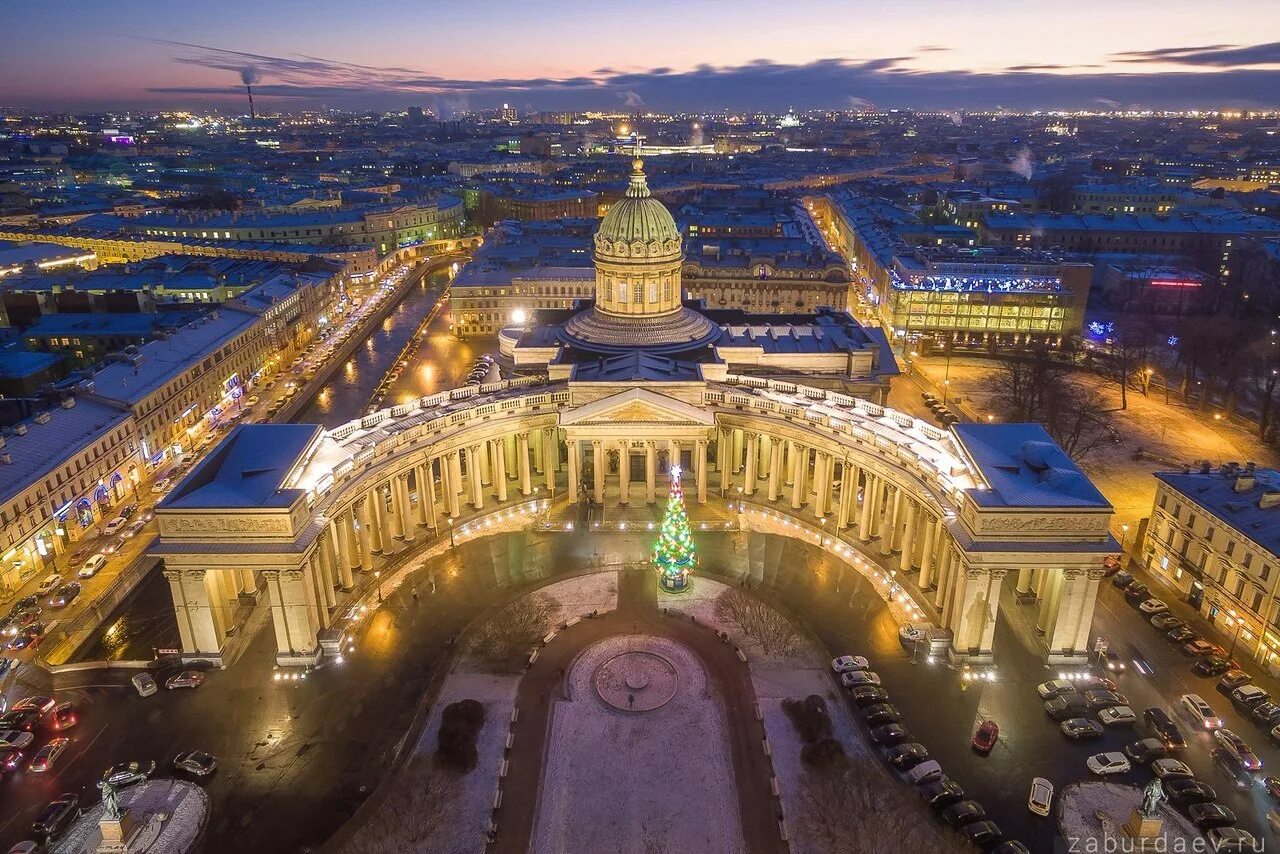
1155, 467, 1280, 557
0, 397, 132, 504
952, 423, 1112, 510
161, 423, 320, 510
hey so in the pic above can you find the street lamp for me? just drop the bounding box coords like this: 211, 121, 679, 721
447, 516, 455, 548
374, 570, 383, 604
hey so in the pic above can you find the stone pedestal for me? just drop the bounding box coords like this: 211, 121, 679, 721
1123, 809, 1163, 839
97, 810, 138, 853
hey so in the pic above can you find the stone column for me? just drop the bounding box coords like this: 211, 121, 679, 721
837, 461, 854, 530
696, 439, 708, 505
978, 570, 1006, 653
1016, 567, 1032, 594
898, 500, 919, 573
716, 435, 729, 496
743, 433, 758, 496
933, 544, 954, 608
466, 445, 484, 510
918, 516, 940, 588
377, 484, 396, 551
943, 561, 968, 632
1071, 569, 1106, 654
264, 568, 320, 661
307, 556, 330, 629
420, 462, 437, 530
518, 433, 532, 496
335, 511, 356, 573
790, 444, 805, 509
356, 496, 374, 571
492, 440, 508, 502
618, 441, 631, 505
591, 439, 604, 504
398, 475, 416, 543
388, 475, 406, 541
165, 569, 221, 656
532, 428, 544, 475
545, 430, 557, 492
813, 452, 830, 518
648, 442, 659, 503
566, 438, 579, 501
878, 484, 896, 556
784, 440, 795, 486
446, 452, 462, 517
478, 440, 492, 486
858, 472, 876, 542
1038, 570, 1064, 637
1048, 569, 1090, 654
319, 527, 344, 595
731, 427, 743, 474
767, 438, 782, 502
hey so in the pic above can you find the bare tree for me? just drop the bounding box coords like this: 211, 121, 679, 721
714, 587, 802, 656
990, 344, 1064, 421
340, 756, 456, 853
797, 768, 957, 853
1042, 378, 1115, 460
1108, 319, 1161, 410
1243, 334, 1280, 442
467, 593, 559, 669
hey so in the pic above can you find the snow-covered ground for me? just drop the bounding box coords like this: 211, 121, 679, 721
51, 778, 208, 854
538, 570, 619, 627
1058, 781, 1202, 849
531, 634, 744, 854
661, 575, 821, 667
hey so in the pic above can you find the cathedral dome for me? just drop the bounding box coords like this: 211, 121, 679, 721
593, 156, 682, 261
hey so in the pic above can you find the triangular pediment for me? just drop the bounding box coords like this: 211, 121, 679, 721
561, 388, 714, 426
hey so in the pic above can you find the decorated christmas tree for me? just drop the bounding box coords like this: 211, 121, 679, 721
653, 465, 696, 592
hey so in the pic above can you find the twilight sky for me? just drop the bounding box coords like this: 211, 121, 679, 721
6, 0, 1280, 112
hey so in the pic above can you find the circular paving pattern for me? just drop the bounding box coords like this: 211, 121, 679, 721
594, 649, 679, 712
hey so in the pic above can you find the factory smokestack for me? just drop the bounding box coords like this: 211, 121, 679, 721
239, 67, 259, 120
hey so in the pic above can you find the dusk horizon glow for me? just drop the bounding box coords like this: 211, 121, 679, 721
7, 0, 1280, 112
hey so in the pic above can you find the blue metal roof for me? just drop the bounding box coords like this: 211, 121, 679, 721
952, 423, 1111, 509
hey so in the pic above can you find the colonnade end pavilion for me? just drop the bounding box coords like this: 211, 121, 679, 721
153, 154, 1116, 667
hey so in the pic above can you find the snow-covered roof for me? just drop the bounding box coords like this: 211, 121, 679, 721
952, 423, 1111, 509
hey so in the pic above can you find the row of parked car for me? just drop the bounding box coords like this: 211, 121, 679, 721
833, 654, 1030, 851
920, 392, 960, 427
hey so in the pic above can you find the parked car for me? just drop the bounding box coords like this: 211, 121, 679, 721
1061, 718, 1104, 740
100, 760, 156, 788
1028, 777, 1053, 817
48, 702, 76, 731
942, 800, 987, 827
1087, 752, 1132, 776
863, 704, 901, 726
1110, 571, 1133, 588
78, 555, 107, 578
30, 794, 79, 840
1102, 555, 1122, 575
1251, 702, 1280, 728
13, 696, 55, 715
131, 673, 157, 697
0, 710, 41, 732
831, 655, 869, 673
1231, 685, 1270, 710
0, 730, 34, 750
1138, 598, 1168, 615
1152, 758, 1195, 778
886, 743, 929, 770
1179, 694, 1223, 730
151, 477, 172, 495
1144, 707, 1186, 749
1125, 737, 1169, 765
1036, 679, 1078, 699
1163, 777, 1217, 807
1213, 749, 1258, 790
165, 671, 205, 690
28, 738, 71, 772
871, 724, 910, 746
961, 821, 1003, 847
1167, 627, 1199, 645
1218, 670, 1253, 696
1183, 639, 1223, 658
1264, 775, 1280, 800
1045, 696, 1089, 722
1194, 656, 1237, 677
1206, 827, 1258, 852
102, 516, 127, 536
47, 582, 80, 608
1151, 613, 1184, 631
1099, 706, 1137, 726
920, 778, 965, 806
972, 720, 999, 753
1084, 690, 1128, 711
33, 574, 61, 596
905, 759, 943, 785
849, 685, 889, 707
841, 670, 880, 688
1186, 802, 1237, 829
1214, 729, 1262, 770
1124, 582, 1150, 603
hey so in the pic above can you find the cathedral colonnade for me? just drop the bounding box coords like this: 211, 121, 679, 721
152, 376, 1114, 667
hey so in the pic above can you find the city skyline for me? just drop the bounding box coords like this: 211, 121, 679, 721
7, 0, 1280, 111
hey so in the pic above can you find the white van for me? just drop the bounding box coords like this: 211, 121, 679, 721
131, 672, 157, 697
906, 760, 943, 785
